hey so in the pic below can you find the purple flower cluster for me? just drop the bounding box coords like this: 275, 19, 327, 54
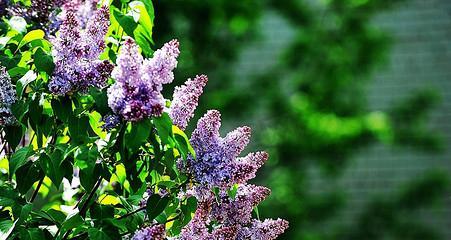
107, 38, 180, 121
173, 109, 288, 239
131, 224, 166, 240
119, 33, 288, 239
48, 5, 113, 95
178, 184, 288, 240
63, 0, 99, 28
101, 114, 120, 131
0, 67, 17, 126
169, 75, 208, 130
185, 110, 267, 188
4, 0, 63, 32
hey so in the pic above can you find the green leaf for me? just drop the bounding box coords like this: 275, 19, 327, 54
153, 113, 174, 146
124, 120, 152, 154
89, 111, 107, 139
39, 151, 65, 187
181, 196, 197, 225
130, 1, 155, 55
16, 70, 37, 98
0, 219, 18, 240
113, 10, 138, 37
146, 194, 171, 221
51, 97, 72, 123
68, 115, 90, 143
115, 164, 126, 185
4, 124, 26, 150
0, 186, 20, 206
33, 47, 54, 75
18, 30, 45, 49
15, 161, 44, 194
74, 145, 100, 190
58, 213, 84, 238
9, 146, 33, 177
18, 228, 46, 240
17, 203, 32, 225
88, 228, 113, 240
10, 100, 29, 123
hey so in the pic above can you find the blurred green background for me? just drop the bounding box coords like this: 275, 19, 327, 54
154, 0, 451, 239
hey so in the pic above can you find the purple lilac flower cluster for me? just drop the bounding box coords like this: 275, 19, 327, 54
62, 0, 99, 28
184, 110, 267, 189
131, 224, 166, 240
101, 114, 121, 131
48, 5, 113, 95
0, 67, 17, 126
4, 0, 63, 32
115, 33, 288, 239
107, 38, 180, 121
172, 110, 288, 239
169, 74, 208, 130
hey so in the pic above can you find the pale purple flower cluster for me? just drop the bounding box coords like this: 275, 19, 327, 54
122, 35, 288, 239
173, 109, 288, 239
48, 5, 113, 95
169, 75, 208, 130
63, 0, 99, 28
237, 219, 290, 240
5, 0, 63, 32
101, 114, 120, 131
107, 38, 180, 121
0, 67, 17, 126
131, 224, 166, 240
178, 184, 288, 240
185, 110, 268, 188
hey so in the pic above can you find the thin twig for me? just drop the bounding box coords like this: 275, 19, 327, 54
30, 177, 44, 202
61, 177, 103, 240
116, 206, 146, 220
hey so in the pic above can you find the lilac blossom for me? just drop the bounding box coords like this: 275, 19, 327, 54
49, 6, 113, 95
101, 114, 120, 131
169, 74, 208, 130
62, 0, 98, 28
177, 184, 287, 240
237, 219, 289, 240
5, 0, 64, 32
132, 224, 166, 240
107, 38, 180, 121
210, 184, 271, 225
0, 67, 17, 126
186, 110, 264, 188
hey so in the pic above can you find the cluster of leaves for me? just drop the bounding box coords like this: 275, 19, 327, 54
0, 1, 199, 239
154, 0, 448, 239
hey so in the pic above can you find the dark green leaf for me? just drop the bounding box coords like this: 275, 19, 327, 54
5, 124, 26, 150
88, 228, 113, 240
33, 47, 54, 75
124, 120, 152, 154
68, 115, 90, 144
113, 10, 138, 37
18, 227, 46, 240
51, 97, 72, 123
15, 161, 44, 194
9, 146, 32, 177
153, 113, 174, 146
39, 151, 65, 187
17, 203, 32, 225
146, 194, 171, 221
10, 100, 29, 123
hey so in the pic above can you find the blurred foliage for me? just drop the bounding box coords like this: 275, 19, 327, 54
154, 0, 447, 239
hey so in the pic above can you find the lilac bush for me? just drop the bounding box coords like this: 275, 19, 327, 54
0, 1, 288, 239
48, 5, 113, 95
